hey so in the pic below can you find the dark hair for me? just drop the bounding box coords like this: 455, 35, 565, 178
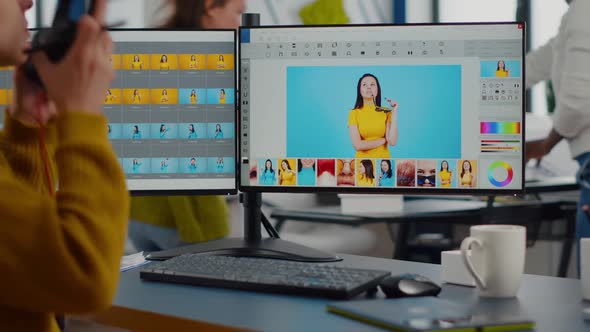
160, 55, 168, 63
281, 160, 292, 171
107, 124, 111, 133
361, 160, 375, 180
381, 159, 392, 179
191, 89, 196, 96
220, 88, 225, 94
189, 124, 195, 133
440, 160, 449, 172
497, 60, 506, 71
216, 123, 221, 132
354, 73, 382, 109
461, 160, 472, 179
264, 159, 274, 173
298, 159, 316, 172
162, 0, 229, 29
160, 124, 166, 132
133, 125, 139, 132
190, 157, 196, 162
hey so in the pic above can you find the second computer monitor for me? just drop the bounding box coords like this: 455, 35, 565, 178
107, 30, 237, 194
239, 23, 525, 194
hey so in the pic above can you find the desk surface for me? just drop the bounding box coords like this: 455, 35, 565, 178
105, 254, 590, 332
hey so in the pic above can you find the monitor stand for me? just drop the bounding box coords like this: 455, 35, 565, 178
145, 192, 341, 262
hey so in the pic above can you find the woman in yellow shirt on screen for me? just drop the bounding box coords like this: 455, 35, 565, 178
131, 55, 143, 70
459, 160, 475, 188
189, 54, 198, 69
438, 160, 453, 188
217, 54, 225, 69
348, 73, 399, 159
160, 55, 170, 70
357, 160, 375, 187
279, 160, 296, 185
160, 89, 169, 103
105, 89, 116, 104
131, 89, 141, 104
495, 60, 510, 77
190, 89, 198, 104
219, 88, 226, 104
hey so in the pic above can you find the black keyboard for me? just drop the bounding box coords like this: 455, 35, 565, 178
140, 254, 391, 299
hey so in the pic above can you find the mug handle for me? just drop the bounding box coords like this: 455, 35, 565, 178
460, 237, 487, 289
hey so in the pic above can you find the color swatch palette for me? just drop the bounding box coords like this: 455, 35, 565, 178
480, 122, 521, 135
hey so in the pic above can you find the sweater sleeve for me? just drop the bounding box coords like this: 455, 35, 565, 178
0, 112, 129, 314
0, 109, 57, 192
553, 29, 590, 138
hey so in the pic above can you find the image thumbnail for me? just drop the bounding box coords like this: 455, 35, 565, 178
278, 159, 297, 186
151, 158, 179, 174
207, 88, 235, 105
104, 89, 121, 105
417, 160, 437, 187
123, 158, 151, 174
179, 54, 206, 70
208, 123, 234, 139
151, 123, 178, 140
180, 89, 207, 105
297, 159, 316, 186
356, 159, 376, 187
207, 54, 234, 70
124, 124, 150, 140
123, 54, 150, 71
107, 123, 122, 140
151, 54, 179, 71
151, 88, 179, 105
337, 159, 355, 187
376, 159, 395, 187
258, 158, 277, 185
459, 160, 478, 188
437, 160, 457, 188
124, 89, 150, 105
397, 160, 416, 187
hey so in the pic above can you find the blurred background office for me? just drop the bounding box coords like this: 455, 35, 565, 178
25, 0, 580, 279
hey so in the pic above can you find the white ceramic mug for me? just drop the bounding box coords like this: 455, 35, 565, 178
581, 238, 590, 300
460, 225, 526, 298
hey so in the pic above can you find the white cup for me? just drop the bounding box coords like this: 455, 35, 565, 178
581, 238, 590, 300
460, 225, 526, 298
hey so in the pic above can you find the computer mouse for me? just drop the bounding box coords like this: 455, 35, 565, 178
379, 274, 441, 299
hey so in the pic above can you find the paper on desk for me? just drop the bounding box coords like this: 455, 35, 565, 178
120, 252, 149, 272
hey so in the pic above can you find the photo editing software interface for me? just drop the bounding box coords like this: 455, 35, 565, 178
240, 24, 525, 192
0, 30, 237, 192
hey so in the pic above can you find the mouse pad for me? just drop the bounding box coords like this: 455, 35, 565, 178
327, 297, 534, 332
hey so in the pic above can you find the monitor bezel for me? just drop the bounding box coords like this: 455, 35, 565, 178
237, 22, 526, 196
107, 28, 239, 196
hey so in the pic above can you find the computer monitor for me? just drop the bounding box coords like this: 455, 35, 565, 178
0, 30, 238, 195
239, 23, 525, 195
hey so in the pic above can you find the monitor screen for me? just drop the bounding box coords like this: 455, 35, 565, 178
239, 23, 525, 194
0, 30, 237, 194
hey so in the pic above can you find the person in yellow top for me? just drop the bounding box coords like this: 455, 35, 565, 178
160, 88, 169, 103
438, 160, 453, 188
495, 60, 510, 77
348, 73, 399, 159
131, 89, 142, 104
190, 89, 198, 104
131, 54, 143, 70
0, 1, 130, 331
217, 54, 226, 69
219, 88, 226, 104
160, 54, 170, 70
105, 88, 116, 104
357, 159, 375, 186
459, 160, 475, 188
279, 160, 296, 185
189, 54, 198, 69
128, 0, 246, 252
